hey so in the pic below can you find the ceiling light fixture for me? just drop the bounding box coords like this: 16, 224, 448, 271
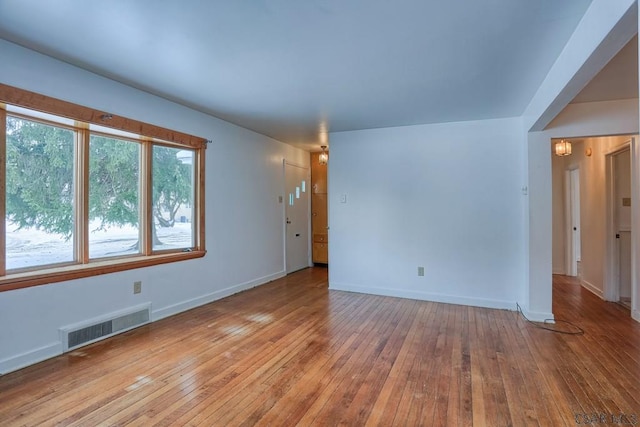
319, 145, 328, 165
554, 139, 572, 156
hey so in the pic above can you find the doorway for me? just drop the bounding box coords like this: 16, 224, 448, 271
605, 145, 632, 307
552, 135, 638, 320
284, 161, 311, 274
565, 168, 581, 277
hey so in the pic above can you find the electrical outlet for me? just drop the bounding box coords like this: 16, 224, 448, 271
133, 281, 142, 294
417, 267, 424, 276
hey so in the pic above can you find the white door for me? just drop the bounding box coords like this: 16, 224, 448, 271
614, 149, 632, 303
566, 168, 581, 276
284, 162, 310, 273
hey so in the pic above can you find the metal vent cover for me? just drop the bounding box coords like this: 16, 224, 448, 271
60, 304, 151, 352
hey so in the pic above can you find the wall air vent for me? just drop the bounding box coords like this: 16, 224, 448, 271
60, 303, 151, 352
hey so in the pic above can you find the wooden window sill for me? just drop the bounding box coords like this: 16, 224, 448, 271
0, 251, 206, 292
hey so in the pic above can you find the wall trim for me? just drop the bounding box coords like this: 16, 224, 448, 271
0, 342, 62, 375
1, 270, 286, 375
632, 309, 640, 323
580, 279, 604, 299
152, 270, 286, 321
520, 308, 556, 323
329, 281, 515, 311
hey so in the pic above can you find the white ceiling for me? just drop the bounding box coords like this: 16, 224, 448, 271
0, 0, 594, 150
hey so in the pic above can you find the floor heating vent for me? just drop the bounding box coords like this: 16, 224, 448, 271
60, 303, 151, 352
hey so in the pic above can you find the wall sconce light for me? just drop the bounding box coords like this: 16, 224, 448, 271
319, 145, 328, 165
554, 139, 572, 156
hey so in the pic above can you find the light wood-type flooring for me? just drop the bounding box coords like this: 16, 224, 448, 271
1, 268, 640, 426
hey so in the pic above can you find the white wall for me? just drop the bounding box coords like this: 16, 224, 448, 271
328, 117, 526, 309
0, 40, 309, 373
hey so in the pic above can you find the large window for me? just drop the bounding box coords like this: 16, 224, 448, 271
0, 84, 206, 291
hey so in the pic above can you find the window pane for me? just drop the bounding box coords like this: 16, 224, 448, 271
5, 116, 75, 269
152, 146, 194, 250
89, 135, 140, 258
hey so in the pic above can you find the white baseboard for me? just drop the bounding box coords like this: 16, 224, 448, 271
580, 279, 604, 299
152, 270, 286, 321
632, 309, 640, 323
1, 270, 286, 375
329, 281, 515, 311
0, 342, 62, 375
552, 268, 565, 275
519, 307, 555, 323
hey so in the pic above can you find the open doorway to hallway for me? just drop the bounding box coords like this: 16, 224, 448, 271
551, 135, 636, 312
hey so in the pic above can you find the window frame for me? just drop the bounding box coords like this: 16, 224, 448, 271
0, 83, 207, 292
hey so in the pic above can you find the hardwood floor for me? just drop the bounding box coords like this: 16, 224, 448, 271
1, 269, 640, 426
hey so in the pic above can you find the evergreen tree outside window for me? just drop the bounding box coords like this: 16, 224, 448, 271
5, 116, 75, 269
0, 87, 206, 292
88, 134, 141, 259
